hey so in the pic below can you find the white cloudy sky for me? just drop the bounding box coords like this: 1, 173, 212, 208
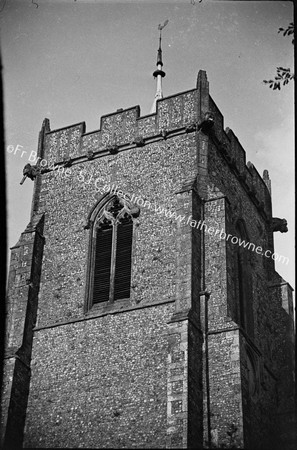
1, 0, 294, 288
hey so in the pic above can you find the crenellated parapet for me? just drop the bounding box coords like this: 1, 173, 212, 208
207, 96, 272, 221
41, 89, 197, 165
33, 71, 272, 222
45, 122, 85, 163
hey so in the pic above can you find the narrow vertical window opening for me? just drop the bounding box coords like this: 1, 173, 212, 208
93, 224, 113, 304
114, 218, 133, 300
87, 196, 139, 309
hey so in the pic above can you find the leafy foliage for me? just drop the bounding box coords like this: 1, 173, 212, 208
263, 22, 294, 90
263, 67, 294, 90
278, 22, 294, 44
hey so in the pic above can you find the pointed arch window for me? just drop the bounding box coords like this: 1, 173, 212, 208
86, 196, 139, 309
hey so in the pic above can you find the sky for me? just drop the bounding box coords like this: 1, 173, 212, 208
1, 0, 294, 289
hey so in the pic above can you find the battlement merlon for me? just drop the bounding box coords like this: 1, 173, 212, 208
37, 70, 272, 214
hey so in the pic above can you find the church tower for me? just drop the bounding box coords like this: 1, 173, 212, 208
1, 30, 295, 449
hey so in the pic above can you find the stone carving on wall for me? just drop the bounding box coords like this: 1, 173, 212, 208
271, 218, 288, 233
20, 163, 40, 184
95, 196, 140, 230
133, 136, 145, 147
198, 111, 214, 134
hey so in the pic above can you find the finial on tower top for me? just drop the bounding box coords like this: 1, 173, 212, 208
158, 19, 169, 31
151, 20, 168, 114
155, 19, 168, 69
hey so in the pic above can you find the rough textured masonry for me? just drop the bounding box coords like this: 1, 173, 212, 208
2, 70, 295, 449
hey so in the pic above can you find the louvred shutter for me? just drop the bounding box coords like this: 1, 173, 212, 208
92, 224, 112, 304
114, 220, 133, 300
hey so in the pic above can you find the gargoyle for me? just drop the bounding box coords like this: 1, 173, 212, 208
271, 218, 288, 233
20, 164, 40, 185
198, 111, 214, 134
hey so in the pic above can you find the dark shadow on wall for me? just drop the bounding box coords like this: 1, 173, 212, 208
0, 49, 8, 409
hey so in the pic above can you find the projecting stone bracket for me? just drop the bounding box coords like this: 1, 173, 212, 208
107, 144, 119, 155
271, 217, 288, 233
63, 156, 72, 167
161, 128, 168, 140
87, 150, 94, 159
133, 136, 145, 147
